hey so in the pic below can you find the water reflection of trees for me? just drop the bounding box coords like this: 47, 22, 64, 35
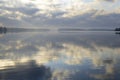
115, 32, 120, 35
0, 60, 52, 80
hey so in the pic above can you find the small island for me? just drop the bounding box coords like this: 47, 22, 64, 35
115, 28, 120, 35
0, 26, 7, 33
115, 28, 120, 31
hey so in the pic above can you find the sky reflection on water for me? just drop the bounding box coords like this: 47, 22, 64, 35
0, 31, 120, 80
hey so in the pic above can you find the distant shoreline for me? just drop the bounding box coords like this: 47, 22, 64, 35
0, 27, 120, 34
58, 28, 114, 31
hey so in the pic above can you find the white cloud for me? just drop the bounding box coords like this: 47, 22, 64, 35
95, 0, 117, 2
0, 0, 120, 28
1, 0, 119, 18
0, 9, 30, 20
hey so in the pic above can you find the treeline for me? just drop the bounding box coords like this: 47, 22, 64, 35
115, 28, 120, 31
0, 26, 7, 33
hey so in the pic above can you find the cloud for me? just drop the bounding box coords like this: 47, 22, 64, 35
96, 0, 116, 2
0, 0, 120, 28
0, 7, 31, 20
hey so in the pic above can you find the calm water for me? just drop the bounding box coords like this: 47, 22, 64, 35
0, 30, 120, 80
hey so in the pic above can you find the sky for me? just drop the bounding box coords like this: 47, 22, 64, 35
0, 0, 120, 28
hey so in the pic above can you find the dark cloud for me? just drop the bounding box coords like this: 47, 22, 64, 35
31, 12, 120, 29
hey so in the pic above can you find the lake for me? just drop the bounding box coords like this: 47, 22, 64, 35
0, 30, 120, 80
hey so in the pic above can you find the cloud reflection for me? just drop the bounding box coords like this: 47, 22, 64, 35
0, 32, 120, 80
0, 42, 120, 70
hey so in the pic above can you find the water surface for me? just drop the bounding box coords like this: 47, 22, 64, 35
0, 31, 120, 80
